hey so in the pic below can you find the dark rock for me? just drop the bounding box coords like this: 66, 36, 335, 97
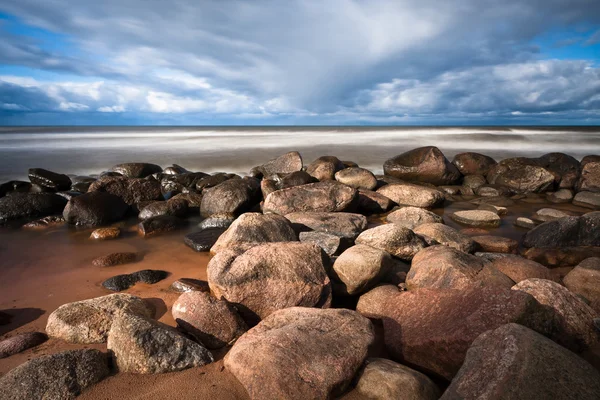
63, 191, 129, 226
200, 177, 260, 218
306, 155, 345, 181
377, 183, 445, 208
28, 168, 72, 191
298, 231, 345, 256
357, 189, 394, 214
462, 174, 487, 190
170, 192, 203, 210
111, 163, 162, 178
335, 167, 378, 190
90, 227, 121, 240
55, 191, 82, 201
578, 161, 600, 192
160, 172, 209, 196
413, 223, 476, 253
198, 214, 236, 229
384, 146, 461, 185
0, 180, 32, 198
285, 211, 367, 239
536, 152, 580, 189
22, 215, 65, 229
0, 332, 47, 359
88, 175, 163, 205
138, 198, 189, 220
487, 158, 555, 193
523, 212, 600, 248
355, 224, 427, 261
195, 173, 234, 192
102, 270, 168, 291
452, 152, 497, 176
138, 215, 184, 237
92, 252, 138, 267
254, 151, 303, 178
582, 155, 600, 167
0, 192, 67, 224
263, 181, 358, 214
184, 227, 227, 252
0, 311, 11, 325
169, 278, 210, 293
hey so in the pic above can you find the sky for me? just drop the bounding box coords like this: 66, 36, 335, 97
0, 0, 599, 125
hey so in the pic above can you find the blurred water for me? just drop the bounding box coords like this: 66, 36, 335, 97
0, 126, 598, 181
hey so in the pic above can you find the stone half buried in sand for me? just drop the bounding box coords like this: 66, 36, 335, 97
46, 293, 154, 344
92, 252, 138, 267
376, 183, 445, 208
262, 181, 358, 215
207, 242, 332, 323
383, 146, 461, 185
224, 307, 374, 400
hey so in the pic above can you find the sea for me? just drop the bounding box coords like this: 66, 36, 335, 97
0, 126, 599, 182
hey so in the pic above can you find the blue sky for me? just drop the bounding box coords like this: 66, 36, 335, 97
0, 0, 599, 125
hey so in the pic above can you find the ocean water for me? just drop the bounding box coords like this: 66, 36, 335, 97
0, 126, 599, 182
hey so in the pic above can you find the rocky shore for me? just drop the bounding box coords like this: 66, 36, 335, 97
0, 146, 600, 399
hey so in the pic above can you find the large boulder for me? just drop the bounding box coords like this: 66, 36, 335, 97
285, 211, 367, 239
332, 244, 395, 295
46, 293, 153, 343
0, 192, 67, 223
537, 152, 581, 189
252, 151, 303, 178
384, 146, 461, 185
107, 313, 213, 373
355, 224, 427, 261
110, 162, 162, 178
306, 156, 345, 181
386, 206, 443, 229
486, 158, 555, 193
224, 307, 374, 400
263, 181, 358, 214
564, 257, 600, 314
357, 189, 395, 214
356, 285, 401, 318
451, 152, 497, 176
63, 191, 129, 226
210, 213, 297, 254
489, 255, 552, 283
88, 176, 163, 205
0, 349, 109, 400
200, 177, 260, 218
334, 167, 378, 190
138, 198, 188, 220
208, 242, 332, 322
299, 231, 345, 256
28, 168, 72, 191
413, 223, 476, 253
441, 324, 600, 400
578, 161, 600, 192
377, 183, 445, 208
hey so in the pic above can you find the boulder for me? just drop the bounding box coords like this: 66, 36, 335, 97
169, 278, 210, 293
102, 270, 168, 292
573, 191, 600, 208
0, 192, 67, 223
355, 224, 427, 261
533, 207, 570, 222
582, 154, 600, 167
0, 349, 109, 400
564, 258, 600, 314
356, 285, 401, 318
88, 176, 163, 205
63, 191, 128, 226
170, 192, 203, 210
355, 358, 440, 400
111, 163, 162, 178
138, 198, 188, 220
172, 291, 248, 349
160, 172, 209, 196
184, 227, 227, 252
578, 161, 600, 192
462, 174, 487, 190
263, 181, 358, 215
475, 185, 509, 197
299, 231, 345, 256
450, 210, 501, 228
332, 244, 395, 295
536, 152, 581, 189
254, 151, 303, 178
28, 168, 72, 191
306, 156, 345, 181
285, 211, 367, 239
278, 170, 317, 188
107, 313, 213, 373
92, 252, 138, 267
200, 177, 260, 218
210, 213, 297, 254
195, 173, 233, 192
486, 158, 555, 193
441, 324, 600, 400
357, 189, 394, 214
489, 255, 552, 283
0, 332, 47, 359
0, 180, 31, 198
413, 223, 476, 253
384, 146, 461, 185
162, 164, 189, 175
472, 235, 517, 254
523, 212, 600, 249
224, 307, 374, 400
386, 206, 443, 229
452, 152, 497, 176
90, 227, 121, 240
198, 213, 236, 229
377, 183, 445, 208
334, 167, 378, 190
207, 242, 331, 322
548, 188, 574, 203
138, 215, 184, 237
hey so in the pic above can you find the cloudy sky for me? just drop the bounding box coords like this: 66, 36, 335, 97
0, 0, 599, 125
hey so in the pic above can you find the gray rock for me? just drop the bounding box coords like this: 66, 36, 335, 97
386, 206, 443, 229
384, 146, 461, 185
198, 213, 236, 229
356, 224, 427, 261
28, 168, 72, 191
377, 183, 445, 208
515, 217, 537, 229
573, 191, 600, 208
533, 207, 570, 222
184, 227, 227, 252
285, 211, 367, 239
487, 158, 555, 194
0, 332, 47, 358
413, 223, 476, 253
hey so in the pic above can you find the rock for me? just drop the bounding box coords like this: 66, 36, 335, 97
475, 185, 509, 197
225, 307, 374, 400
0, 192, 67, 223
92, 252, 138, 267
138, 215, 184, 237
386, 206, 443, 229
440, 323, 600, 400
476, 203, 507, 215
452, 152, 497, 176
512, 279, 599, 350
487, 158, 555, 193
377, 286, 557, 380
578, 161, 600, 192
462, 174, 487, 190
582, 155, 600, 167
170, 192, 203, 210
573, 191, 600, 208
138, 198, 188, 220
472, 235, 518, 253
564, 258, 600, 314
160, 172, 209, 195
306, 155, 345, 181
63, 191, 129, 226
285, 211, 367, 239
407, 245, 514, 290
22, 215, 65, 229
254, 151, 303, 178
356, 285, 401, 318
355, 224, 427, 261
357, 189, 394, 214
200, 177, 260, 218
0, 180, 32, 198
548, 188, 574, 203
523, 212, 600, 249
71, 176, 97, 192
334, 167, 378, 190
384, 146, 461, 185
169, 278, 210, 293
489, 255, 552, 283
184, 227, 227, 252
533, 207, 570, 222
355, 358, 440, 400
515, 216, 536, 229
198, 213, 236, 229
332, 244, 395, 295
263, 181, 358, 214
88, 176, 163, 205
0, 349, 109, 400
28, 168, 72, 191
195, 173, 236, 192
413, 223, 476, 253
172, 291, 248, 349
46, 293, 153, 343
278, 170, 318, 188
111, 163, 162, 178
102, 270, 168, 292
377, 183, 445, 208
537, 152, 581, 189
299, 231, 344, 256
162, 164, 189, 175
90, 227, 121, 240
107, 313, 213, 373
450, 210, 501, 227
0, 332, 47, 358
211, 213, 297, 254
208, 242, 332, 322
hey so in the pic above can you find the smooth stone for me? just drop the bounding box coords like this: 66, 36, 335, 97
377, 183, 445, 208
476, 203, 507, 215
573, 191, 600, 208
462, 174, 487, 190
450, 210, 501, 228
582, 155, 600, 167
198, 213, 235, 229
386, 206, 443, 229
184, 227, 227, 252
299, 231, 345, 256
334, 167, 378, 190
489, 255, 553, 283
28, 168, 72, 191
195, 173, 236, 192
138, 215, 184, 237
355, 224, 427, 261
332, 244, 395, 295
63, 191, 129, 226
547, 188, 574, 203
138, 198, 188, 220
384, 146, 461, 185
162, 164, 189, 175
88, 176, 163, 205
92, 252, 138, 267
356, 285, 401, 318
253, 151, 303, 178
472, 235, 518, 253
169, 278, 210, 293
170, 192, 203, 210
533, 207, 570, 222
102, 270, 169, 292
357, 189, 394, 214
22, 215, 65, 229
0, 192, 67, 224
452, 152, 497, 176
413, 223, 477, 253
578, 161, 600, 192
285, 211, 367, 239
475, 185, 510, 197
537, 152, 581, 189
0, 332, 47, 359
263, 181, 358, 214
515, 217, 537, 229
306, 155, 345, 181
0, 180, 32, 197
200, 177, 260, 218
111, 163, 162, 178
564, 258, 600, 314
90, 227, 121, 240
523, 212, 600, 248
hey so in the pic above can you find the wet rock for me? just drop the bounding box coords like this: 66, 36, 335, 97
475, 186, 510, 199
355, 358, 440, 400
28, 168, 72, 191
452, 152, 497, 176
88, 175, 163, 205
279, 170, 318, 188
22, 215, 65, 229
537, 152, 581, 189
46, 293, 153, 343
263, 181, 358, 214
0, 349, 109, 400
523, 212, 600, 249
198, 213, 236, 229
102, 270, 169, 292
107, 313, 213, 373
582, 154, 600, 167
111, 163, 162, 178
332, 244, 395, 295
211, 213, 297, 254
357, 189, 394, 214
138, 215, 184, 237
200, 177, 260, 218
573, 191, 600, 208
334, 167, 377, 190
462, 174, 487, 190
487, 158, 555, 193
208, 242, 332, 322
413, 223, 476, 253
564, 258, 600, 314
489, 255, 552, 283
170, 192, 203, 210
169, 278, 210, 293
472, 235, 518, 253
285, 211, 367, 239
195, 173, 235, 192
386, 206, 443, 229
90, 227, 121, 240
0, 332, 47, 359
160, 172, 209, 195
184, 227, 227, 252
254, 151, 303, 178
442, 323, 600, 400
299, 231, 344, 256
533, 207, 570, 222
0, 192, 67, 224
172, 291, 248, 348
450, 210, 501, 227
377, 183, 445, 208
92, 252, 138, 267
138, 198, 188, 220
355, 224, 427, 261
306, 155, 345, 181
225, 307, 374, 400
384, 146, 461, 185
578, 161, 600, 192
0, 180, 32, 198
162, 164, 189, 175
63, 191, 128, 226
547, 188, 574, 203
515, 216, 536, 229
476, 203, 507, 215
